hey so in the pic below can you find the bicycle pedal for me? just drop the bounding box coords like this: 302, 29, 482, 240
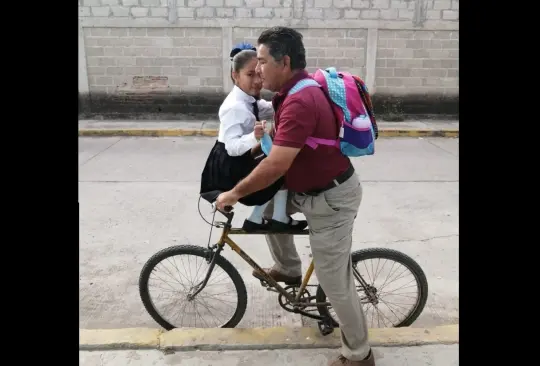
317, 321, 335, 336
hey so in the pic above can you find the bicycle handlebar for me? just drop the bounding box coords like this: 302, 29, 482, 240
211, 202, 233, 213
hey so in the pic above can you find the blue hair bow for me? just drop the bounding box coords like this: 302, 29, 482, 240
230, 42, 256, 59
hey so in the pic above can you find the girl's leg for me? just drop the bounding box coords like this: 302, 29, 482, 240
246, 201, 271, 224
271, 189, 300, 225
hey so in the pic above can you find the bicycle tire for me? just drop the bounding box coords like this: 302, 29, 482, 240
316, 248, 428, 328
139, 245, 248, 330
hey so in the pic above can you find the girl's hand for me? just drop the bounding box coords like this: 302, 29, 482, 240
254, 121, 265, 139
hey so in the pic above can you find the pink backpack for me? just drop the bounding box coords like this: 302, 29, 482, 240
288, 67, 378, 157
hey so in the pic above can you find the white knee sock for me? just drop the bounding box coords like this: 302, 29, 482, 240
247, 201, 270, 224
272, 190, 298, 224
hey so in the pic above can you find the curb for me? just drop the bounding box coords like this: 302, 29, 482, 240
79, 324, 458, 351
78, 128, 459, 138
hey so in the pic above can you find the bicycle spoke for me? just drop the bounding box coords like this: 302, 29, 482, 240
147, 251, 240, 329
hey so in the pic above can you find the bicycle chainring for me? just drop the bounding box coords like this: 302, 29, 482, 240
278, 286, 312, 312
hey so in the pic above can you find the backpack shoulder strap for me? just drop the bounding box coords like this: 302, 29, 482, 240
288, 78, 321, 95
287, 76, 341, 150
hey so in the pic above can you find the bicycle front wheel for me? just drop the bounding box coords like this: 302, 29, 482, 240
139, 245, 248, 330
316, 248, 428, 328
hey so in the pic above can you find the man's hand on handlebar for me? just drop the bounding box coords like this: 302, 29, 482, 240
215, 190, 240, 212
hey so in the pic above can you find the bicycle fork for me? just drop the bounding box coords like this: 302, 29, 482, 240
186, 245, 223, 300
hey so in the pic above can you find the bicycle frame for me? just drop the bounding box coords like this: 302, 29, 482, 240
199, 207, 331, 309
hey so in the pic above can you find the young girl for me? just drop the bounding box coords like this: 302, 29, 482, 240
200, 43, 307, 233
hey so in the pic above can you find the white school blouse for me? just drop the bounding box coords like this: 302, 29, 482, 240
217, 85, 274, 157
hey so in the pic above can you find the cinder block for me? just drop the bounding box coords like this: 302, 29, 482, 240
274, 7, 293, 18
79, 7, 91, 16
235, 8, 253, 17
150, 7, 168, 17
104, 48, 124, 56
426, 10, 441, 20
111, 6, 130, 16
207, 0, 224, 6
95, 76, 114, 86
380, 9, 398, 19
372, 0, 390, 9
264, 0, 281, 6
177, 7, 195, 18
352, 0, 370, 9
198, 48, 221, 57
314, 0, 332, 8
91, 7, 111, 16
344, 9, 360, 18
217, 8, 235, 17
254, 8, 273, 18
333, 0, 351, 8
196, 7, 215, 17
398, 9, 414, 20
141, 0, 161, 5
389, 0, 406, 9
324, 9, 341, 19
188, 0, 204, 6
226, 0, 244, 6
432, 0, 452, 10
362, 9, 380, 19
131, 7, 149, 16
304, 8, 323, 19
442, 10, 458, 20
106, 67, 124, 75
245, 0, 263, 7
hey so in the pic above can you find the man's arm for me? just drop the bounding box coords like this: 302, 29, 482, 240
231, 97, 316, 199
232, 145, 300, 198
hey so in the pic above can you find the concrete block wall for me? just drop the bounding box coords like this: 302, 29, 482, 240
78, 0, 459, 119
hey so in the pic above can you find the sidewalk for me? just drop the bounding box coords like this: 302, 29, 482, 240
79, 325, 458, 365
78, 119, 459, 138
80, 345, 459, 365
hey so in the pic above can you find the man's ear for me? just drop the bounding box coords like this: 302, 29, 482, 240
282, 55, 291, 70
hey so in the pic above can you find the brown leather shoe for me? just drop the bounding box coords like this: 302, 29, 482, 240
328, 350, 375, 366
252, 267, 302, 285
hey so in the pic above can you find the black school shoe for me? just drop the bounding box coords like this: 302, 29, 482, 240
242, 219, 270, 232
269, 217, 308, 233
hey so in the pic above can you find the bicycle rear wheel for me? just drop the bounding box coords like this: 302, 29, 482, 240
139, 245, 248, 330
316, 248, 428, 328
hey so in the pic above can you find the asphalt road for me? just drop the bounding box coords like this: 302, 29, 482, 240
79, 136, 458, 330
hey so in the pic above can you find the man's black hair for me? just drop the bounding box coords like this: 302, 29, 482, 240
257, 26, 307, 70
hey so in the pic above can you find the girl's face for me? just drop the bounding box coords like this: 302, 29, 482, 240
233, 57, 263, 97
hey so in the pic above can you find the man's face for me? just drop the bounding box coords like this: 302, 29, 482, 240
256, 44, 284, 92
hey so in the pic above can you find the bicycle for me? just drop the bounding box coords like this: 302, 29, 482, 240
139, 198, 429, 336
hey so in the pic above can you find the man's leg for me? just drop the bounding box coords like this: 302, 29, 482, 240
259, 191, 302, 278
294, 174, 370, 362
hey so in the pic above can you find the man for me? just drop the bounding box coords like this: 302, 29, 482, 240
216, 26, 374, 366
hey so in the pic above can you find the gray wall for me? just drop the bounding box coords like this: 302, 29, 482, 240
78, 0, 459, 118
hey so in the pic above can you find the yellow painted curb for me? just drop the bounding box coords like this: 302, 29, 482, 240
79, 328, 163, 350
79, 324, 458, 351
78, 129, 459, 138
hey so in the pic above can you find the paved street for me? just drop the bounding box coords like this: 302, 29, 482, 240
80, 345, 459, 366
79, 136, 458, 330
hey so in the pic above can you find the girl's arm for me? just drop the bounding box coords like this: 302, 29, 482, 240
220, 105, 259, 156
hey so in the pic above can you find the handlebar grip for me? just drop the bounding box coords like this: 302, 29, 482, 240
211, 202, 234, 213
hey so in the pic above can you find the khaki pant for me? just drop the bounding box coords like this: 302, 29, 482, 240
263, 173, 370, 361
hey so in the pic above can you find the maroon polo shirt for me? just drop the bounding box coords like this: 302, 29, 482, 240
271, 70, 350, 193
